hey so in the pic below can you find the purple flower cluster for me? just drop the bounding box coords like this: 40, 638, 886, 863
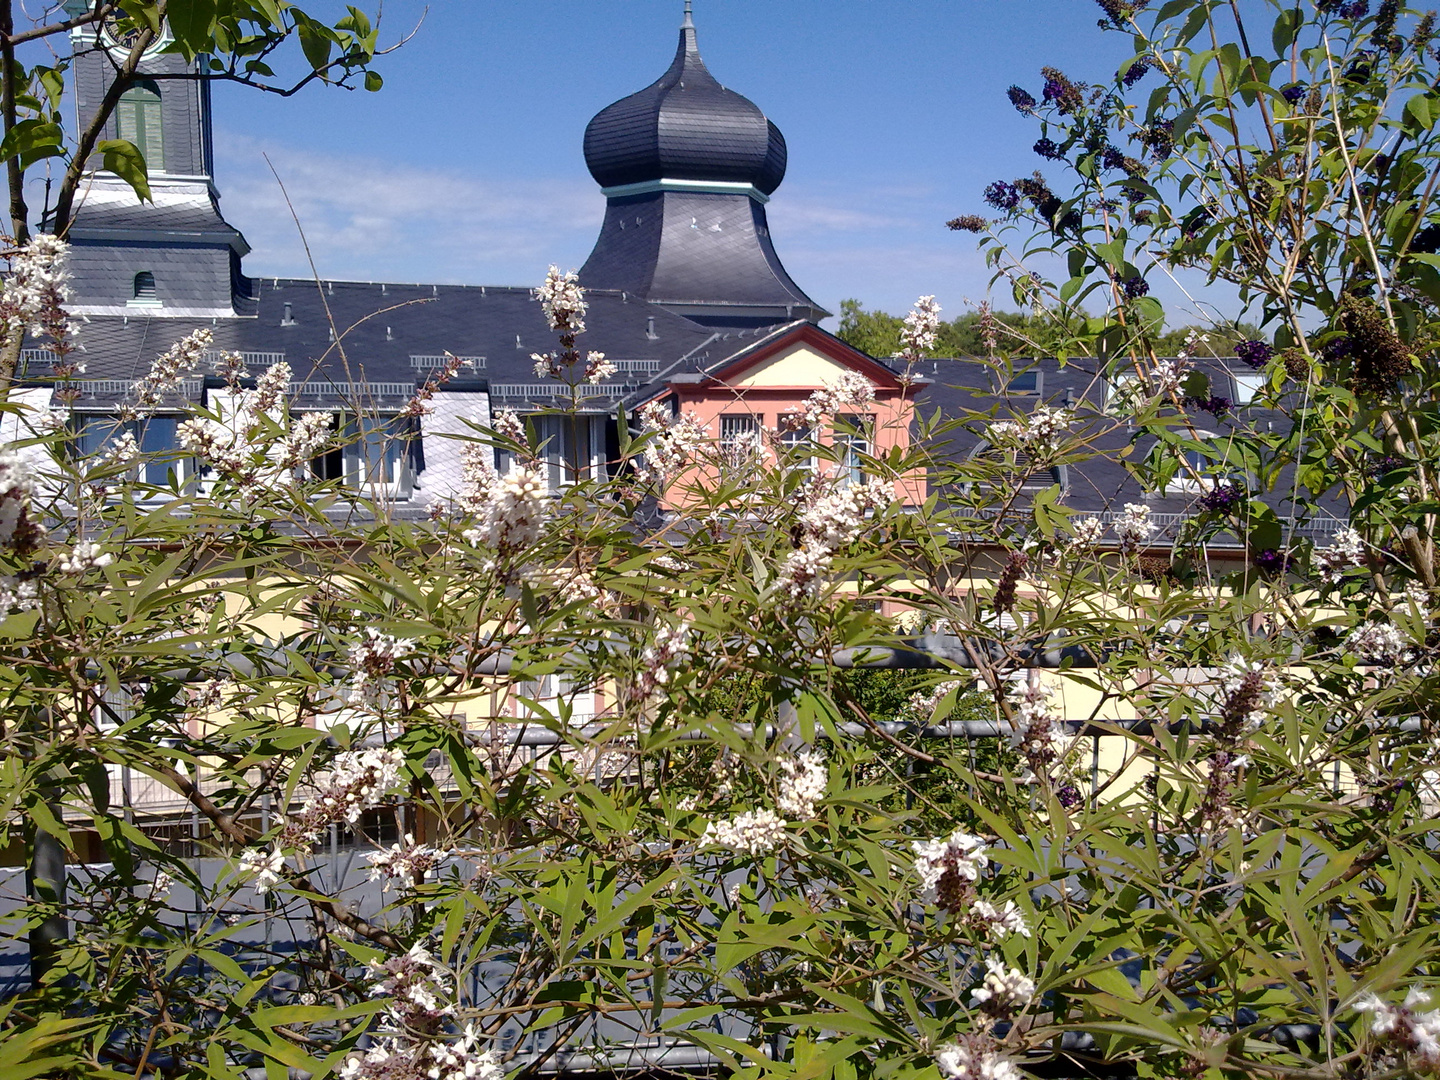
1121, 57, 1153, 88
1041, 67, 1084, 114
984, 181, 1021, 212
1101, 146, 1127, 171
1346, 49, 1377, 81
1123, 276, 1150, 299
1185, 394, 1234, 417
1057, 784, 1082, 810
1369, 454, 1405, 478
1139, 119, 1174, 161
1235, 340, 1273, 369
1253, 548, 1292, 576
1323, 335, 1354, 361
1281, 84, 1308, 103
1007, 85, 1038, 114
1033, 137, 1064, 160
1412, 222, 1440, 255
1200, 482, 1244, 512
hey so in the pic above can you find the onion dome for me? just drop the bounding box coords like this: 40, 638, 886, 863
583, 9, 787, 196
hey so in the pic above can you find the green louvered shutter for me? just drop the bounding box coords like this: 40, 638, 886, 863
116, 82, 163, 174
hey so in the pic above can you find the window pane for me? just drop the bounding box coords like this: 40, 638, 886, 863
118, 82, 163, 173
836, 414, 873, 485
536, 415, 594, 487
780, 422, 813, 473
134, 416, 181, 486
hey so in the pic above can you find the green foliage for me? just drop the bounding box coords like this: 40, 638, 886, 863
5, 3, 1440, 1078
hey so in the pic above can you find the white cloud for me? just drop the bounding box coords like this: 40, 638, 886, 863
213, 132, 604, 284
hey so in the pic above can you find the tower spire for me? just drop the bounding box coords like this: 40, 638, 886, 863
682, 0, 693, 29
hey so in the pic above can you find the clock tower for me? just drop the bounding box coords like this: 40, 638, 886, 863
56, 4, 252, 318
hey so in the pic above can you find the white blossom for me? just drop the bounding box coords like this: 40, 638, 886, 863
1315, 526, 1363, 584
55, 540, 113, 574
0, 452, 36, 550
368, 833, 443, 890
972, 957, 1036, 1015
1068, 515, 1107, 551
900, 294, 941, 356
0, 233, 72, 351
1355, 988, 1440, 1066
349, 629, 416, 707
631, 621, 690, 699
1111, 502, 1154, 553
776, 750, 827, 819
794, 372, 876, 428
239, 846, 285, 895
636, 400, 707, 485
0, 575, 38, 614
584, 352, 616, 383
912, 829, 988, 896
493, 409, 526, 445
935, 1038, 1023, 1080
1346, 621, 1411, 664
1216, 654, 1281, 730
534, 265, 587, 334
700, 809, 786, 856
459, 462, 549, 576
1007, 680, 1070, 775
972, 899, 1031, 939
126, 327, 209, 418
781, 477, 890, 598
987, 405, 1073, 457
902, 680, 966, 723
281, 748, 403, 847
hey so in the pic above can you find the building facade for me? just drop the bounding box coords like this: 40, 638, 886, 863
33, 6, 916, 518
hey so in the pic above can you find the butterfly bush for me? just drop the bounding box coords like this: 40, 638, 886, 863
9, 12, 1440, 1068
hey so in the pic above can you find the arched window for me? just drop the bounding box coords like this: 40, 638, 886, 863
116, 80, 163, 172
132, 271, 156, 302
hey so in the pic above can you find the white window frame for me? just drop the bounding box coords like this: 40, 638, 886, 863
780, 421, 815, 476
530, 414, 607, 491
73, 412, 198, 495
836, 414, 875, 486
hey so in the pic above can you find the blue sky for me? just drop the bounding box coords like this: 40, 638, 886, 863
207, 1, 1153, 326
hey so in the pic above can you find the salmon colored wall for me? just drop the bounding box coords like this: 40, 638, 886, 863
657, 338, 926, 510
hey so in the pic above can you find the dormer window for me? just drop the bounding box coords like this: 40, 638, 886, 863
1004, 371, 1042, 396
130, 270, 158, 306
117, 80, 163, 172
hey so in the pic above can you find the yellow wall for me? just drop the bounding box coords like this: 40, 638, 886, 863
727, 343, 856, 389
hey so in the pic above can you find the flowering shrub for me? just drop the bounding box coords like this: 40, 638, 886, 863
3, 5, 1440, 1078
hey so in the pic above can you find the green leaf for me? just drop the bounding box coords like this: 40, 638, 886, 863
165, 0, 217, 54
1272, 6, 1300, 54
364, 70, 383, 92
96, 139, 152, 202
0, 120, 62, 169
1406, 93, 1439, 132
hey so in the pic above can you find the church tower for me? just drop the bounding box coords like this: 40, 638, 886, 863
58, 7, 252, 317
579, 5, 826, 329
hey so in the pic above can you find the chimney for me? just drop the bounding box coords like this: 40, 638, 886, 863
281, 302, 295, 326
646, 316, 657, 340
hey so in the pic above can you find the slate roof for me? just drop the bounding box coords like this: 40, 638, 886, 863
68, 184, 246, 242
913, 356, 1348, 546
39, 278, 779, 411
582, 20, 786, 195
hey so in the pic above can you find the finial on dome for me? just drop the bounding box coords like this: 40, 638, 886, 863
682, 0, 693, 29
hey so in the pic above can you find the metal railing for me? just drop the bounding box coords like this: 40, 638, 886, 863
285, 381, 415, 399
491, 383, 631, 399
70, 378, 204, 398
411, 354, 486, 370
202, 349, 286, 367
